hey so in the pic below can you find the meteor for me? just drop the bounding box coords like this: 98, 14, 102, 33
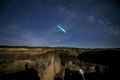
57, 25, 67, 33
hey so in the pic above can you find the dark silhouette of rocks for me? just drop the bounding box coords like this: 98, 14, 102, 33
0, 68, 40, 80
25, 63, 28, 70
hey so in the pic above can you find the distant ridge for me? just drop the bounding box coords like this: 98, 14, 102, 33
0, 45, 80, 49
0, 45, 120, 49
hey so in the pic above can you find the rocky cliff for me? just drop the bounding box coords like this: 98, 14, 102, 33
0, 47, 119, 80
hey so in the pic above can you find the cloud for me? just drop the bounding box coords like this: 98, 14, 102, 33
88, 15, 95, 22
105, 27, 120, 36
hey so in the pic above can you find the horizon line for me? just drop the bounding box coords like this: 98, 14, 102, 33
0, 45, 120, 49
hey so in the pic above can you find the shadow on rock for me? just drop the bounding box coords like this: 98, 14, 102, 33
0, 68, 40, 80
64, 69, 83, 80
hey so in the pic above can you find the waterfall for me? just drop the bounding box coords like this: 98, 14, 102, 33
79, 68, 85, 80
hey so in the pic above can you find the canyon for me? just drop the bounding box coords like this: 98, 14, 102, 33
0, 46, 119, 80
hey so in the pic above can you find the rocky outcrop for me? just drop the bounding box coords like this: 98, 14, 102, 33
32, 53, 61, 80
0, 47, 119, 80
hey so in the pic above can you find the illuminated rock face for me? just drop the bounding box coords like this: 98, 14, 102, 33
33, 53, 61, 80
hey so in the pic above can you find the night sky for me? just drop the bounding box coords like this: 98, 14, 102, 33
0, 0, 120, 48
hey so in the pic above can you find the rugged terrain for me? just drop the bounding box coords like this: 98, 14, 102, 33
0, 46, 120, 80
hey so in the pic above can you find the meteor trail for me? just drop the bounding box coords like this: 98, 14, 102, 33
57, 25, 67, 33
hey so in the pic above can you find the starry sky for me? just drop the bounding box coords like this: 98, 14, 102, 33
0, 0, 120, 48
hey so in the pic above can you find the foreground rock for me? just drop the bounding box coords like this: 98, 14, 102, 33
0, 47, 119, 80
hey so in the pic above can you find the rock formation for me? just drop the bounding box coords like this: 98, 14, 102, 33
0, 47, 119, 80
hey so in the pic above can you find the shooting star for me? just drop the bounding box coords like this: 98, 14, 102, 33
57, 25, 67, 33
